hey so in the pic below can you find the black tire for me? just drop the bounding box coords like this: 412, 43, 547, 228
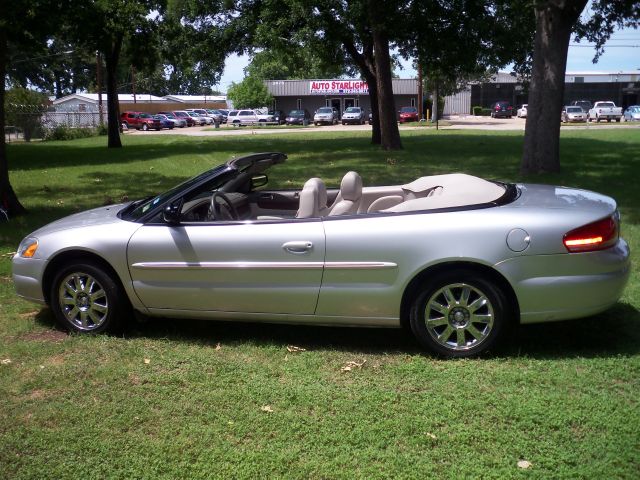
409, 270, 509, 358
50, 261, 128, 334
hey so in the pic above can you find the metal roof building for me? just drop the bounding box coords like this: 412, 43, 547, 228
444, 71, 640, 115
264, 78, 419, 116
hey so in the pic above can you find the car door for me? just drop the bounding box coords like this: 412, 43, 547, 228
127, 219, 326, 315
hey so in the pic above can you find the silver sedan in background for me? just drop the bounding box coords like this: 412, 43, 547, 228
12, 153, 630, 357
623, 105, 640, 121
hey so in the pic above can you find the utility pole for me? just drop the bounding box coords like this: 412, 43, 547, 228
417, 62, 423, 120
131, 66, 136, 104
96, 51, 103, 125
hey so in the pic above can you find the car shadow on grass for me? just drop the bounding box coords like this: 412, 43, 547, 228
29, 301, 639, 359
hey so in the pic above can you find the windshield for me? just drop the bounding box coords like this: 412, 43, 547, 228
289, 110, 305, 116
598, 102, 614, 107
400, 107, 417, 113
345, 107, 360, 113
317, 108, 333, 113
122, 164, 229, 221
566, 107, 582, 113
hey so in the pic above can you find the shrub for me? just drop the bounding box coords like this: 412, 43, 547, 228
472, 106, 483, 116
481, 108, 492, 116
97, 123, 108, 136
43, 126, 98, 141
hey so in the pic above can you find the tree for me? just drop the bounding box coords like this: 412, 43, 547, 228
522, 1, 640, 174
521, 0, 587, 174
63, 0, 162, 148
0, 0, 67, 216
245, 49, 346, 81
227, 76, 273, 109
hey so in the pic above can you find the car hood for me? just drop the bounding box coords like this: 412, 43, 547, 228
31, 203, 131, 236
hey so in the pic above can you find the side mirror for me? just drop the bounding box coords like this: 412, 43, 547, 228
163, 199, 183, 225
251, 174, 268, 189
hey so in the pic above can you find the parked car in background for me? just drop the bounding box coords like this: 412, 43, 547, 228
285, 109, 311, 125
268, 110, 285, 125
516, 104, 528, 118
163, 111, 195, 127
341, 107, 365, 125
119, 112, 162, 131
571, 100, 593, 112
153, 115, 175, 130
186, 111, 210, 126
489, 101, 513, 118
588, 101, 623, 123
314, 107, 339, 125
623, 105, 640, 121
120, 111, 140, 129
228, 109, 275, 126
561, 106, 586, 123
368, 110, 373, 125
398, 106, 419, 123
155, 113, 186, 128
226, 110, 238, 124
13, 152, 630, 358
187, 108, 222, 125
205, 109, 225, 124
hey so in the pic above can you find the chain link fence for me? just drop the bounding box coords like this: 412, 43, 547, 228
5, 104, 108, 142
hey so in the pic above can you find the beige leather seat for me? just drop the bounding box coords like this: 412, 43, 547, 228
367, 195, 404, 213
296, 177, 324, 218
328, 171, 362, 216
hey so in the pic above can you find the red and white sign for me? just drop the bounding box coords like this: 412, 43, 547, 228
309, 80, 369, 95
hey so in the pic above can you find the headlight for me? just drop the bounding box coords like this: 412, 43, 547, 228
18, 237, 39, 258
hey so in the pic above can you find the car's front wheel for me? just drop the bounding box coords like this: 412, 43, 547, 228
50, 262, 127, 334
409, 270, 509, 358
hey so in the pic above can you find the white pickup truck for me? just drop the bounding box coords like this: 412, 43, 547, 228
229, 109, 275, 126
588, 101, 623, 123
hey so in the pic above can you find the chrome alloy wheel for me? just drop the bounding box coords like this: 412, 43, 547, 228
424, 283, 494, 351
58, 273, 109, 331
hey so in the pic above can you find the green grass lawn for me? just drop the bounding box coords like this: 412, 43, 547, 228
1, 129, 638, 479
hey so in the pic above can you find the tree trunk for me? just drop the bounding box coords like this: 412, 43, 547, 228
342, 40, 380, 145
372, 28, 402, 151
366, 73, 381, 145
521, 0, 587, 174
0, 30, 27, 217
105, 35, 123, 148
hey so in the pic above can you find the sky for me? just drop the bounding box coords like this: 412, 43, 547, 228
215, 28, 639, 93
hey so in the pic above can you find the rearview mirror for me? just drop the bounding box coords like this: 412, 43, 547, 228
251, 174, 268, 189
163, 199, 183, 225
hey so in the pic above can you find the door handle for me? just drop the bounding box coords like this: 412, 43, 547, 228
282, 241, 313, 254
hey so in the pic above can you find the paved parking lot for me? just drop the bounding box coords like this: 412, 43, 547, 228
130, 115, 639, 137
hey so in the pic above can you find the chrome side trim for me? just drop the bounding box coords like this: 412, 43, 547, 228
131, 261, 323, 270
131, 261, 398, 270
325, 261, 397, 270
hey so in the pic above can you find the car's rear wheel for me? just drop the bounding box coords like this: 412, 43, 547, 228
50, 262, 127, 334
409, 270, 509, 358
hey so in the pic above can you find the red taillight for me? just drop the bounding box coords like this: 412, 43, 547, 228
563, 216, 618, 252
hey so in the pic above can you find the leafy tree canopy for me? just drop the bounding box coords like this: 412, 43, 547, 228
227, 76, 273, 109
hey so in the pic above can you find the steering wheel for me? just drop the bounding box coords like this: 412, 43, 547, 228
208, 191, 239, 221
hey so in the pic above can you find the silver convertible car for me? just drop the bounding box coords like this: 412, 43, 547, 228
13, 152, 630, 357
